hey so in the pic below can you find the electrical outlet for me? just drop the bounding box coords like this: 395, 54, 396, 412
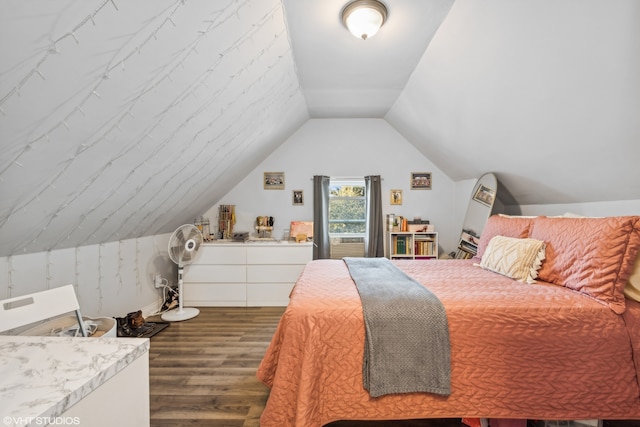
154, 273, 163, 288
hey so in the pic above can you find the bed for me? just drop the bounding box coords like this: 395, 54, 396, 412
257, 215, 640, 427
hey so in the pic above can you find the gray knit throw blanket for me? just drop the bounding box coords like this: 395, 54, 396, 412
343, 257, 451, 397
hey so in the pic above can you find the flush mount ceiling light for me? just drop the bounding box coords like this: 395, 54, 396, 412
341, 0, 388, 40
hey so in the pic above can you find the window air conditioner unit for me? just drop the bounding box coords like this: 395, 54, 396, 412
330, 237, 365, 259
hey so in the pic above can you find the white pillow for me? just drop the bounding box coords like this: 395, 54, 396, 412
477, 236, 546, 284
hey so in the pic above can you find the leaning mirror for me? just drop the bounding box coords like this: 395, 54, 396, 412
455, 172, 498, 259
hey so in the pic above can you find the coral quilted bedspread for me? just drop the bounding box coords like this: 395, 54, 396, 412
257, 259, 640, 427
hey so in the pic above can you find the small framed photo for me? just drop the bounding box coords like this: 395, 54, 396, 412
292, 190, 304, 206
264, 172, 284, 190
390, 189, 403, 205
411, 172, 432, 190
473, 184, 496, 207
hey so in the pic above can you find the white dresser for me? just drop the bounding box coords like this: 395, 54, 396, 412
183, 242, 313, 306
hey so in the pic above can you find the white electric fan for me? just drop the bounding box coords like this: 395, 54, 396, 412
162, 224, 203, 322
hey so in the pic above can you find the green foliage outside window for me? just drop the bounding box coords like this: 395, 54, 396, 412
329, 185, 366, 234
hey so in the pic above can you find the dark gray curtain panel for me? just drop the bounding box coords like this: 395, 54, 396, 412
365, 175, 384, 257
313, 175, 331, 259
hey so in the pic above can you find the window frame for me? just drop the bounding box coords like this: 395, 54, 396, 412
328, 178, 366, 238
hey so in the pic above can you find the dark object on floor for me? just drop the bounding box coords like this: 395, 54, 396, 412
160, 287, 179, 312
135, 321, 170, 339
115, 310, 169, 338
116, 317, 169, 338
127, 310, 145, 328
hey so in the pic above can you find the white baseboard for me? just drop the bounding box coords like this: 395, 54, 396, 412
141, 299, 162, 318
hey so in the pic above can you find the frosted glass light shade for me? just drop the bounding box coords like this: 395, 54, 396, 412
342, 0, 387, 40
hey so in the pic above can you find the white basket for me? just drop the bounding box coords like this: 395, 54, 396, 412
22, 315, 116, 338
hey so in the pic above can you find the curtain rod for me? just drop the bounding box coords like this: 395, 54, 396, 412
310, 176, 383, 181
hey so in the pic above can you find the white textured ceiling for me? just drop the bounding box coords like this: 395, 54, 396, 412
1, 0, 639, 257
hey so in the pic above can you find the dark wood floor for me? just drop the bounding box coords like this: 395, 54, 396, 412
148, 307, 283, 427
148, 307, 638, 427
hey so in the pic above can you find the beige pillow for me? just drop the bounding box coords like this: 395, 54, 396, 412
477, 236, 546, 284
624, 251, 640, 302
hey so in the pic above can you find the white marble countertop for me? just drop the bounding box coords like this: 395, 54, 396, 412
0, 335, 149, 426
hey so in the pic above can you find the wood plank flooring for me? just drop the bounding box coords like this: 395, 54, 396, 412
149, 307, 283, 427
148, 307, 637, 427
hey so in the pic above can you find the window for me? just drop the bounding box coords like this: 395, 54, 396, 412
328, 179, 366, 236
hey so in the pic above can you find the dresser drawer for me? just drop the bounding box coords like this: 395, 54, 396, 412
247, 283, 294, 306
183, 264, 246, 283
246, 245, 312, 264
246, 264, 305, 283
192, 245, 246, 264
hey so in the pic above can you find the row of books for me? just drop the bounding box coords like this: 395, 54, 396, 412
414, 239, 436, 256
392, 236, 436, 256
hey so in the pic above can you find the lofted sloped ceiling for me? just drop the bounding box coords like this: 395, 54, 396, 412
386, 0, 640, 206
0, 0, 308, 256
1, 0, 639, 257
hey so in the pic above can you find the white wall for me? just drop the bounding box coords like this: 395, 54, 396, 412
204, 118, 465, 253
519, 199, 640, 217
0, 234, 174, 318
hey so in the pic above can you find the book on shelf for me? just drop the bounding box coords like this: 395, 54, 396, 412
458, 239, 478, 255
455, 249, 475, 259
414, 239, 436, 256
396, 236, 407, 254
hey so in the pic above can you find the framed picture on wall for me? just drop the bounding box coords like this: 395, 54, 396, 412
390, 189, 403, 205
411, 172, 432, 190
473, 184, 496, 207
264, 172, 284, 190
292, 190, 304, 206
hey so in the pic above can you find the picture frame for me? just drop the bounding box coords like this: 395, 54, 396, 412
292, 190, 304, 206
410, 172, 432, 190
390, 189, 403, 205
473, 184, 496, 207
264, 172, 284, 190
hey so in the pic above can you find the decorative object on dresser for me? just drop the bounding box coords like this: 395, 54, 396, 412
162, 224, 203, 322
218, 204, 235, 240
290, 221, 313, 242
255, 216, 274, 239
194, 216, 213, 241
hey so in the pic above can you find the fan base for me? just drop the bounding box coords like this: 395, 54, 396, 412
161, 307, 200, 322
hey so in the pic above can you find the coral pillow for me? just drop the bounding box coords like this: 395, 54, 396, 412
478, 236, 546, 283
529, 216, 640, 314
476, 215, 535, 259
